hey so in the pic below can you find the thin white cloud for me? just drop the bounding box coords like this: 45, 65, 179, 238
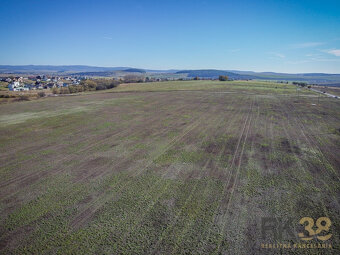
291, 42, 324, 48
326, 49, 340, 57
268, 52, 285, 58
275, 53, 285, 58
305, 53, 322, 57
103, 36, 112, 40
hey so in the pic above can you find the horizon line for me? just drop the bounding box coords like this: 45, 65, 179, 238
1, 64, 340, 75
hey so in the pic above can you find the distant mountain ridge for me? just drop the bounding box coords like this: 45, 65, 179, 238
124, 68, 146, 73
1, 65, 340, 85
176, 69, 257, 79
0, 65, 129, 74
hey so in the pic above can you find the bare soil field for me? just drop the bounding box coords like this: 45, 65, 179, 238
0, 81, 339, 254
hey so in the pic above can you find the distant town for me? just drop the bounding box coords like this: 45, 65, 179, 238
2, 75, 82, 91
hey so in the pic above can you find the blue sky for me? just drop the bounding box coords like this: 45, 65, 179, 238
1, 0, 340, 73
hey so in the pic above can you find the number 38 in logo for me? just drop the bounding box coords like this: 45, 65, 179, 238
298, 217, 332, 241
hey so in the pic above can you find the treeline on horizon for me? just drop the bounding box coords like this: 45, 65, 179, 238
51, 75, 161, 94
51, 74, 233, 94
52, 79, 121, 94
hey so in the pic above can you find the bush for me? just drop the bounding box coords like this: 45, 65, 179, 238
17, 95, 30, 101
123, 75, 145, 83
52, 87, 59, 94
59, 87, 70, 94
80, 79, 97, 90
95, 85, 105, 90
51, 79, 121, 94
37, 91, 45, 97
219, 75, 228, 81
93, 79, 120, 90
293, 82, 307, 87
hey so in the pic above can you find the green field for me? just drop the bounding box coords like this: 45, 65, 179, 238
114, 80, 300, 93
0, 81, 339, 254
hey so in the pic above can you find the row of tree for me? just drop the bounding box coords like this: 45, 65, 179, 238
192, 75, 229, 81
292, 81, 307, 87
51, 73, 229, 95
52, 79, 120, 94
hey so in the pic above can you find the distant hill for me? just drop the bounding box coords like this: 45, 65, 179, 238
68, 71, 117, 76
230, 70, 340, 84
69, 70, 147, 77
0, 65, 129, 74
176, 69, 340, 85
124, 68, 146, 73
176, 69, 257, 79
1, 65, 340, 86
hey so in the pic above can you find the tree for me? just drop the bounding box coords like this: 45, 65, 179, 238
219, 75, 228, 81
59, 87, 70, 94
123, 74, 145, 83
80, 79, 97, 90
52, 87, 58, 94
292, 81, 307, 87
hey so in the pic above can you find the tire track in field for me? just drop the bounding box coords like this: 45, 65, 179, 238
141, 97, 248, 254
124, 157, 212, 254
271, 96, 317, 240
276, 97, 340, 208
33, 93, 226, 255
114, 108, 230, 249
70, 113, 209, 229
159, 96, 248, 254
224, 95, 260, 254
273, 97, 340, 242
283, 99, 340, 183
288, 100, 339, 181
197, 97, 253, 254
70, 94, 217, 229
71, 105, 222, 232
168, 98, 248, 255
213, 98, 254, 254
149, 163, 213, 255
244, 96, 296, 252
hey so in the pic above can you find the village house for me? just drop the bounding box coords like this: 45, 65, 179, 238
8, 81, 29, 91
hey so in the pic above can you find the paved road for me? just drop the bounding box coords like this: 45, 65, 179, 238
310, 88, 339, 99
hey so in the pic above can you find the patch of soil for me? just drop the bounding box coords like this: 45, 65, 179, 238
279, 138, 301, 154
205, 142, 222, 155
